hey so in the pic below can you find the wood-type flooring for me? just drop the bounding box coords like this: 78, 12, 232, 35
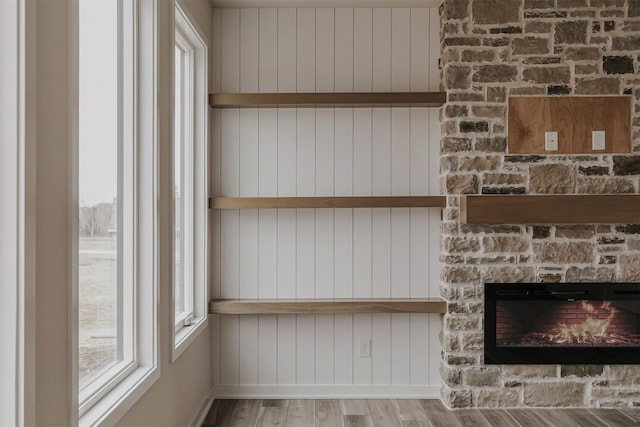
202, 399, 640, 427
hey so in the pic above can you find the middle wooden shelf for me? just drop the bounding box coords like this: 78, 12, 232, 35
209, 298, 447, 315
210, 196, 446, 210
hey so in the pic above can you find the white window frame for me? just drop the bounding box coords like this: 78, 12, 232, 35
0, 0, 35, 425
72, 0, 159, 425
171, 0, 208, 361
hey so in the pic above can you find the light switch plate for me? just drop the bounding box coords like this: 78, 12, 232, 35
592, 130, 606, 150
545, 131, 558, 151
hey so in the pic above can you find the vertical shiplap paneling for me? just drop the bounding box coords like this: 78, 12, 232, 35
427, 7, 442, 386
333, 8, 354, 385
257, 8, 279, 387
238, 8, 260, 387
390, 8, 411, 386
314, 7, 335, 386
213, 7, 442, 394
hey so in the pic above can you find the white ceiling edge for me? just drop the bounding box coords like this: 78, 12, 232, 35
210, 0, 442, 8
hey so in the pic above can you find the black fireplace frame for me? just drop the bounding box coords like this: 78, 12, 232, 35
484, 282, 640, 365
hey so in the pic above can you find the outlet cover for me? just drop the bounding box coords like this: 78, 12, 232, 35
358, 339, 371, 358
545, 131, 558, 151
592, 130, 606, 150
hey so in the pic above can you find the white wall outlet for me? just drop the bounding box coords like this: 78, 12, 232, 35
592, 130, 606, 150
358, 339, 371, 358
545, 131, 558, 151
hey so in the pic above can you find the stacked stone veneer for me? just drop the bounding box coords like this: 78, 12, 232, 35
439, 0, 640, 408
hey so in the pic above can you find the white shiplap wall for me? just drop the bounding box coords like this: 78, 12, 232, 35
211, 7, 442, 397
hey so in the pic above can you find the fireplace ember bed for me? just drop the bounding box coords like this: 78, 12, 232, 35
485, 283, 640, 364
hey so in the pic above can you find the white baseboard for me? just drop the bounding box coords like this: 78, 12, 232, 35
189, 387, 215, 427
212, 385, 440, 399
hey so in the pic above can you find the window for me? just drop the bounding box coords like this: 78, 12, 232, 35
172, 0, 208, 359
75, 0, 158, 424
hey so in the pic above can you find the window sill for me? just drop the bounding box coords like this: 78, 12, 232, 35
172, 315, 208, 363
79, 364, 159, 427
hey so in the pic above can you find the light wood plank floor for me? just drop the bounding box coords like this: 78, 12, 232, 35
202, 399, 640, 427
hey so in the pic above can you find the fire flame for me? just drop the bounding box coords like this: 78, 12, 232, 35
548, 301, 617, 344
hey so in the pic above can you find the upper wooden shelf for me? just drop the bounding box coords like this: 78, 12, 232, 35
460, 195, 640, 225
209, 298, 447, 315
211, 196, 446, 210
209, 92, 446, 108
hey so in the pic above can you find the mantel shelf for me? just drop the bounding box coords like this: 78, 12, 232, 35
460, 195, 640, 225
210, 196, 446, 209
209, 298, 447, 315
209, 92, 446, 108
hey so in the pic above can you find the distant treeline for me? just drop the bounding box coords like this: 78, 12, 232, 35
80, 202, 114, 237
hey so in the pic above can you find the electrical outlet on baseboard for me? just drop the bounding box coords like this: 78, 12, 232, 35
358, 338, 371, 358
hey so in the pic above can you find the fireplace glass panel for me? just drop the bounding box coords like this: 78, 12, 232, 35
485, 283, 640, 364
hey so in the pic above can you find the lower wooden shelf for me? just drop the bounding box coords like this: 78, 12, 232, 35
211, 196, 446, 210
460, 194, 640, 224
209, 298, 447, 315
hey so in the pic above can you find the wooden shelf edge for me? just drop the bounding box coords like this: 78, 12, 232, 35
460, 194, 640, 225
211, 196, 446, 209
209, 92, 446, 108
209, 298, 447, 315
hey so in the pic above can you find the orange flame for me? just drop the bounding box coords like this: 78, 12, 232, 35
548, 301, 618, 344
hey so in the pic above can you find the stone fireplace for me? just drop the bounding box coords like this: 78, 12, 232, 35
439, 0, 640, 408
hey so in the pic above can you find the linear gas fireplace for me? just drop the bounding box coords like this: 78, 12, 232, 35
485, 283, 640, 364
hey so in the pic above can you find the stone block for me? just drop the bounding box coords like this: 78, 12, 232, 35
441, 365, 462, 387
565, 266, 615, 282
523, 66, 571, 84
461, 49, 495, 62
458, 156, 500, 172
604, 56, 635, 74
609, 366, 640, 386
483, 266, 536, 283
503, 365, 557, 378
617, 224, 640, 234
442, 137, 472, 154
483, 173, 525, 185
564, 47, 601, 61
442, 266, 481, 284
533, 226, 551, 239
487, 87, 507, 102
445, 65, 472, 90
482, 236, 528, 253
533, 242, 593, 264
612, 36, 640, 51
513, 37, 550, 55
472, 0, 520, 24
561, 365, 604, 377
445, 354, 477, 366
630, 0, 640, 17
461, 333, 484, 351
472, 105, 506, 118
443, 0, 469, 20
443, 388, 473, 408
465, 367, 501, 387
578, 166, 609, 176
445, 315, 481, 331
575, 64, 599, 75
475, 389, 521, 407
525, 22, 552, 33
530, 164, 575, 193
444, 37, 483, 47
441, 156, 458, 173
489, 26, 522, 34
576, 77, 621, 94
555, 21, 588, 44
523, 382, 585, 407
619, 255, 640, 282
460, 121, 489, 133
576, 177, 635, 193
445, 104, 469, 118
628, 239, 640, 250
555, 225, 596, 239
548, 85, 571, 95
613, 156, 640, 175
473, 65, 518, 82
443, 236, 481, 253
475, 137, 507, 153
446, 174, 479, 194
557, 0, 587, 6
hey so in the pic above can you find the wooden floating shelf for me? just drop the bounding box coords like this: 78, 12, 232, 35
211, 196, 447, 210
460, 195, 640, 225
209, 92, 446, 108
209, 298, 447, 315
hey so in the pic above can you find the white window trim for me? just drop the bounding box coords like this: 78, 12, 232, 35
0, 0, 36, 425
171, 0, 209, 362
71, 0, 160, 425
